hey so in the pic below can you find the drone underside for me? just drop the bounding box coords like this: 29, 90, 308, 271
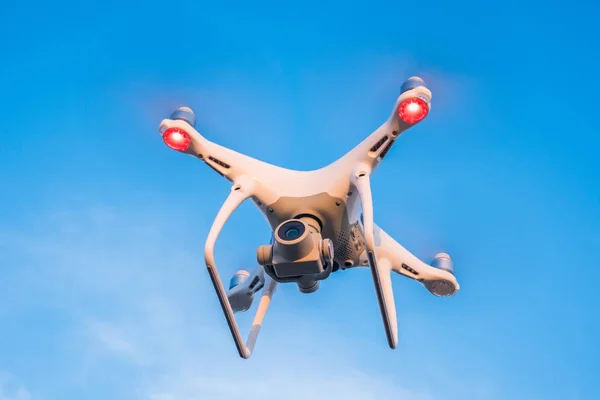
158, 76, 460, 359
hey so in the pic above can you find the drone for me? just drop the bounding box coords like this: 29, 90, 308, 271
158, 76, 460, 359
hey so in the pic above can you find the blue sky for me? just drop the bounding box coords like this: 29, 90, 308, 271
1, 0, 599, 399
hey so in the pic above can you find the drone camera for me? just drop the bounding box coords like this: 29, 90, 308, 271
275, 219, 314, 261
257, 217, 334, 283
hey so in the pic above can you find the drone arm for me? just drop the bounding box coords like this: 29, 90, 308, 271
159, 118, 278, 185
389, 245, 457, 282
351, 167, 399, 348
374, 225, 460, 293
332, 83, 432, 174
204, 176, 277, 359
340, 121, 400, 174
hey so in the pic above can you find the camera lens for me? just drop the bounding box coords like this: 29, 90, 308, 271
285, 227, 300, 239
277, 220, 305, 241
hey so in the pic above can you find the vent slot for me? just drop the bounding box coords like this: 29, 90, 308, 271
369, 135, 389, 153
378, 140, 394, 160
249, 276, 260, 289
252, 282, 264, 293
401, 263, 419, 276
208, 156, 231, 169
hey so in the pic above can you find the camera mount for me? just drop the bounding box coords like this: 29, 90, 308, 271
257, 215, 334, 293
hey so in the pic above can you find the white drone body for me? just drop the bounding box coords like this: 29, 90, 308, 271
158, 76, 460, 359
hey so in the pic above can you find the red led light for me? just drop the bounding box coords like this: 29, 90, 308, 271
397, 97, 429, 124
162, 127, 191, 151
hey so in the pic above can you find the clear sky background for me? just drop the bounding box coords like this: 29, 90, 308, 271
1, 1, 599, 399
